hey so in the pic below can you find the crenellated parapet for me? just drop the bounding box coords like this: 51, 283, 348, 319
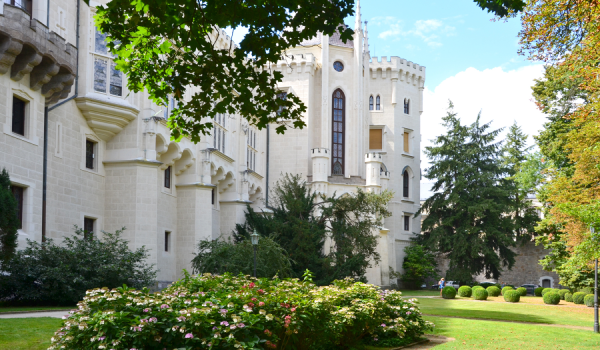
268, 53, 317, 76
369, 56, 425, 87
365, 152, 383, 189
0, 4, 77, 105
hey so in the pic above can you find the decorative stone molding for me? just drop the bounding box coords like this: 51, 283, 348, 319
75, 93, 140, 141
0, 4, 77, 105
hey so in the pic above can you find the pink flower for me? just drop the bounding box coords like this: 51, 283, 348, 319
238, 323, 245, 328
259, 302, 265, 306
381, 324, 386, 327
185, 333, 194, 339
220, 321, 229, 326
149, 317, 158, 323
143, 308, 150, 312
99, 336, 105, 341
160, 304, 169, 309
291, 307, 296, 312
219, 309, 228, 314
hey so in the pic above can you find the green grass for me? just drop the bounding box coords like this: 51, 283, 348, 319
417, 297, 594, 327
0, 318, 62, 350
425, 316, 600, 349
0, 306, 73, 313
398, 289, 440, 296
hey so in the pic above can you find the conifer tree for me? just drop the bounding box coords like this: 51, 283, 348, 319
0, 168, 19, 264
419, 103, 516, 281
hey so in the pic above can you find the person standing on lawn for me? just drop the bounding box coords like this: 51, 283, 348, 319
439, 278, 445, 296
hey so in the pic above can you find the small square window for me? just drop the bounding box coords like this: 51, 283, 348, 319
11, 186, 24, 230
85, 140, 96, 170
404, 215, 410, 231
369, 129, 382, 150
12, 96, 27, 136
164, 166, 171, 188
165, 231, 171, 252
84, 217, 95, 240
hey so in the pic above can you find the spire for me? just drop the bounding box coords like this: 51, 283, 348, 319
364, 21, 369, 53
355, 0, 362, 32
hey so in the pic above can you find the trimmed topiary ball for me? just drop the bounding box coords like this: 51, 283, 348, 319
473, 288, 489, 300
458, 286, 472, 297
442, 286, 457, 299
501, 286, 514, 296
486, 286, 501, 297
503, 290, 520, 303
543, 292, 561, 305
584, 294, 595, 307
573, 292, 586, 304
541, 288, 553, 296
534, 287, 544, 297
516, 287, 527, 296
565, 292, 573, 302
557, 289, 569, 300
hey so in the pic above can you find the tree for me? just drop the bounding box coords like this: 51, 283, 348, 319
0, 168, 19, 264
418, 103, 516, 281
473, 0, 525, 17
399, 243, 438, 290
501, 122, 540, 244
191, 235, 293, 278
90, 0, 354, 142
234, 173, 392, 285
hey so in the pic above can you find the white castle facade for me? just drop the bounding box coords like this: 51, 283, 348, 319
0, 0, 424, 287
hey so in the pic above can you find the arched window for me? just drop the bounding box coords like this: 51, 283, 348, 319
376, 95, 381, 110
332, 89, 345, 175
404, 99, 410, 114
403, 170, 409, 197
369, 95, 373, 110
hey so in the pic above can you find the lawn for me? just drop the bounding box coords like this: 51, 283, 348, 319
425, 316, 600, 349
398, 289, 440, 296
0, 317, 62, 350
0, 306, 73, 313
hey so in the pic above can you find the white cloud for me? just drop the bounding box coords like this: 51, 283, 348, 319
372, 17, 453, 47
420, 65, 546, 198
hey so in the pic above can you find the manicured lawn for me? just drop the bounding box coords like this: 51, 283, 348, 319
398, 289, 440, 296
0, 317, 62, 350
0, 306, 73, 313
417, 297, 594, 328
424, 316, 600, 349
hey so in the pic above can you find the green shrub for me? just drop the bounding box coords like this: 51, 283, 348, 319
501, 286, 514, 296
573, 292, 586, 304
543, 292, 561, 305
48, 273, 434, 350
478, 282, 499, 289
584, 294, 596, 307
486, 286, 501, 297
458, 285, 472, 297
534, 287, 544, 296
565, 292, 573, 302
472, 285, 484, 292
442, 286, 457, 299
558, 289, 569, 300
473, 288, 488, 300
580, 287, 593, 294
516, 287, 527, 296
0, 227, 156, 306
541, 288, 553, 296
503, 290, 521, 303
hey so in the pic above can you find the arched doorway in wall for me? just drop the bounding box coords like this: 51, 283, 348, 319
540, 276, 553, 288
332, 89, 345, 175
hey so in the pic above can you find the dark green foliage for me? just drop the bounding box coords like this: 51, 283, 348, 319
419, 104, 517, 281
442, 286, 457, 299
534, 287, 544, 296
541, 288, 553, 296
572, 292, 586, 304
579, 287, 593, 294
558, 289, 569, 300
478, 282, 500, 289
472, 0, 525, 17
487, 286, 501, 297
458, 286, 472, 297
0, 168, 19, 264
191, 235, 292, 278
584, 294, 595, 307
473, 288, 489, 300
543, 292, 561, 305
502, 286, 514, 296
400, 243, 439, 289
503, 290, 521, 303
565, 292, 573, 302
516, 287, 528, 296
90, 0, 356, 141
0, 227, 156, 305
234, 174, 391, 285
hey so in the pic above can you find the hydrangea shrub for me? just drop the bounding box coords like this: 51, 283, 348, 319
48, 273, 433, 350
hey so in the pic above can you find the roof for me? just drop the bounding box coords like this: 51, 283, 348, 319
300, 26, 354, 49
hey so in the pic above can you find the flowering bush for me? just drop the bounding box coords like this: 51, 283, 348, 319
48, 272, 433, 350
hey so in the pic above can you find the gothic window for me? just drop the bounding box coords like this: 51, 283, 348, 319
376, 95, 381, 110
213, 113, 226, 154
247, 128, 258, 171
404, 98, 410, 114
93, 28, 122, 97
333, 61, 344, 72
369, 95, 373, 110
332, 89, 345, 175
403, 170, 409, 197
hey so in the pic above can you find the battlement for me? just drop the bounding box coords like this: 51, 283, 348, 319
369, 56, 425, 85
266, 53, 317, 74
364, 152, 383, 162
311, 147, 330, 157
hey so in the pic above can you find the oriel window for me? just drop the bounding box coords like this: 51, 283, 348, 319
332, 89, 345, 175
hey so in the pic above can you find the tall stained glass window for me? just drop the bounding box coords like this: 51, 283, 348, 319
332, 89, 345, 175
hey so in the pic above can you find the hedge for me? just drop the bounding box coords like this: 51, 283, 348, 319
516, 287, 527, 297
584, 294, 596, 308
442, 286, 457, 299
534, 287, 544, 297
473, 288, 488, 300
486, 286, 501, 297
573, 292, 586, 304
543, 292, 561, 305
458, 286, 472, 298
501, 286, 514, 296
565, 292, 573, 302
503, 290, 520, 303
557, 289, 569, 300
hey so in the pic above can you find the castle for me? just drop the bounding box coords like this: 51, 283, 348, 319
0, 0, 424, 287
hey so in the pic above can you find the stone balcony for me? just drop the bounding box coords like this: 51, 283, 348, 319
0, 4, 77, 105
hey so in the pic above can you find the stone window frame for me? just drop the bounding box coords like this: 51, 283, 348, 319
402, 212, 413, 232
89, 10, 126, 98
246, 126, 258, 171
402, 128, 414, 156
80, 131, 103, 175
368, 125, 387, 153
213, 112, 228, 155
3, 88, 39, 145
9, 176, 34, 237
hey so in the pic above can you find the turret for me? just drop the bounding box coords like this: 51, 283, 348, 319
311, 148, 330, 194
365, 152, 383, 191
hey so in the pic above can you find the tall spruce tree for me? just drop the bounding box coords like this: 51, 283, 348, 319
0, 168, 19, 264
419, 103, 516, 281
501, 122, 540, 244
